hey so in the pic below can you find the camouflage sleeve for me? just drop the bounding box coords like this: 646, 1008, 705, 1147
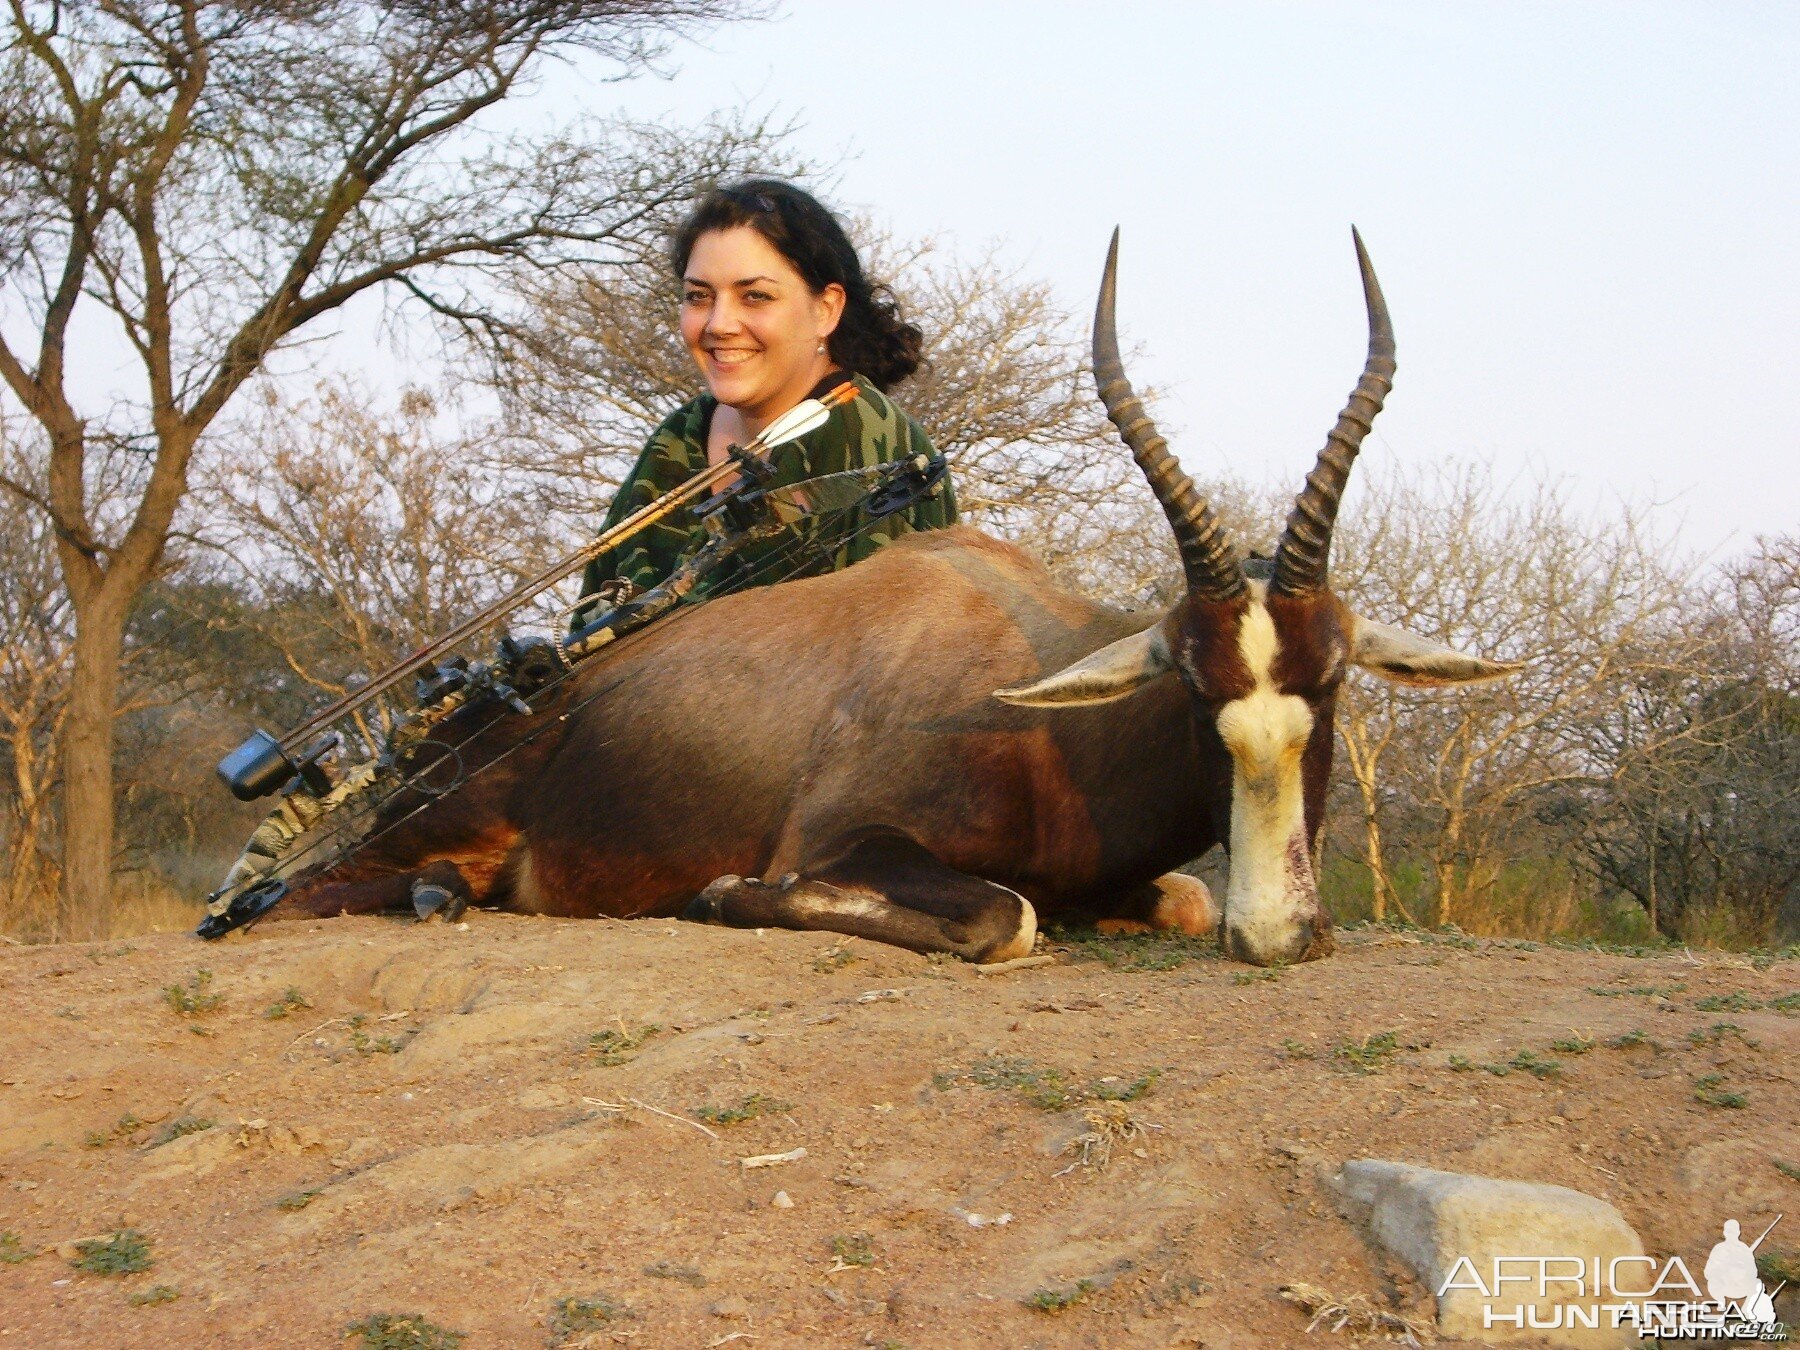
572, 405, 709, 629
833, 384, 956, 568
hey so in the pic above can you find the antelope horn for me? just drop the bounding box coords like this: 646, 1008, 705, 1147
1271, 227, 1396, 596
1093, 229, 1244, 602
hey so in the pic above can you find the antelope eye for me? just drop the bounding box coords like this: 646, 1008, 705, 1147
1177, 666, 1232, 709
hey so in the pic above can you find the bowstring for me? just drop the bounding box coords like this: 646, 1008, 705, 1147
249, 488, 916, 891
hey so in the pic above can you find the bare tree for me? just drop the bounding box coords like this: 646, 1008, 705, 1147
197, 378, 561, 749
0, 414, 208, 938
1329, 464, 1696, 930
1576, 534, 1800, 940
0, 0, 762, 933
0, 423, 70, 935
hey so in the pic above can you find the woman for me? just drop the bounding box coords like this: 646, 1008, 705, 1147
575, 180, 956, 625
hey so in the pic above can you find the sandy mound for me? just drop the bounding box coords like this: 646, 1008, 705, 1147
1, 914, 1795, 1346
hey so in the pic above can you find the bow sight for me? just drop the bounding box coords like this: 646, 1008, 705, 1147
199, 380, 948, 940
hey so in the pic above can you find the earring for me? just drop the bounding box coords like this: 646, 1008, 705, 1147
817, 342, 826, 354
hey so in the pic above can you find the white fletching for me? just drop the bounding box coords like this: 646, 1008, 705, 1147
753, 397, 831, 453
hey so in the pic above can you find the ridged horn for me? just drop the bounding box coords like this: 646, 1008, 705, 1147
1093, 228, 1244, 602
1271, 227, 1396, 596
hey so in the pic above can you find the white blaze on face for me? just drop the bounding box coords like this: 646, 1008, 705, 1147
1214, 588, 1319, 962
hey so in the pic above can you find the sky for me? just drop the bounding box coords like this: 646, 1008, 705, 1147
528, 0, 1799, 560
17, 3, 1791, 562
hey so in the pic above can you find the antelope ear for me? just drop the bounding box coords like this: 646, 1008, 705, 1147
1350, 616, 1523, 687
994, 626, 1174, 707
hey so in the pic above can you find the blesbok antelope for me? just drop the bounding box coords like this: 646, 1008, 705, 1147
263, 230, 1518, 966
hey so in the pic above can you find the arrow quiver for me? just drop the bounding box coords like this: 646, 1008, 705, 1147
199, 403, 947, 940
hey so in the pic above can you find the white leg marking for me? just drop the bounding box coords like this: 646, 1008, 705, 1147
984, 886, 1038, 963
511, 845, 546, 913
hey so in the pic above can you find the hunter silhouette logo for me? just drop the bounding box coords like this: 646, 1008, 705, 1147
1702, 1217, 1782, 1329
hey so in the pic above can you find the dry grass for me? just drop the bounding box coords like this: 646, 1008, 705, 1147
1055, 1100, 1159, 1174
1, 869, 203, 946
1278, 1282, 1433, 1344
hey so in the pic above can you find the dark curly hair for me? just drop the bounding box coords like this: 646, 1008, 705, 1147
671, 179, 923, 392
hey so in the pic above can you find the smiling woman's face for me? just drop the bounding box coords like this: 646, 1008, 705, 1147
680, 226, 845, 428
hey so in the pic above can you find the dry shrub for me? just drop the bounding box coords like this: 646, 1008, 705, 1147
1279, 1282, 1433, 1344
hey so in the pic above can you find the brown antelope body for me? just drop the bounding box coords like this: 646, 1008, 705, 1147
269, 232, 1517, 966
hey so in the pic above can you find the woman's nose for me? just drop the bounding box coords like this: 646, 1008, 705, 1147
703, 297, 744, 335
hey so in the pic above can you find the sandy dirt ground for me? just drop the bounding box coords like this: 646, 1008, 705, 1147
1, 914, 1796, 1348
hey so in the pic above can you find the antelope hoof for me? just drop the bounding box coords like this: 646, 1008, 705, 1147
685, 875, 744, 924
411, 881, 466, 923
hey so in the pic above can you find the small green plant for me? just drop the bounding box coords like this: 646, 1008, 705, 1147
0, 1231, 40, 1264
548, 1294, 633, 1342
952, 1055, 1074, 1110
1549, 1035, 1596, 1055
1429, 932, 1480, 951
937, 1054, 1162, 1111
1688, 1022, 1759, 1048
1693, 992, 1761, 1012
1233, 969, 1281, 985
128, 1284, 179, 1306
919, 950, 958, 978
262, 987, 311, 1020
1278, 1038, 1316, 1061
1769, 991, 1799, 1013
343, 1313, 464, 1350
694, 1093, 792, 1127
1757, 1249, 1800, 1286
1025, 1278, 1096, 1314
1505, 1050, 1562, 1080
642, 1260, 704, 1286
1694, 1074, 1747, 1109
1475, 1049, 1562, 1079
586, 1022, 661, 1066
1051, 924, 1219, 973
344, 1015, 403, 1056
150, 1115, 214, 1147
163, 969, 222, 1016
1332, 1031, 1400, 1074
274, 1188, 320, 1212
1776, 1159, 1800, 1182
1586, 984, 1683, 999
828, 1233, 876, 1268
1447, 1054, 1475, 1072
813, 944, 858, 973
1549, 936, 1672, 958
1605, 1029, 1650, 1049
71, 1229, 152, 1276
1092, 1070, 1162, 1102
84, 1113, 145, 1149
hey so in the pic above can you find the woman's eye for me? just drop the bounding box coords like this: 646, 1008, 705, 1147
745, 290, 772, 303
684, 290, 708, 304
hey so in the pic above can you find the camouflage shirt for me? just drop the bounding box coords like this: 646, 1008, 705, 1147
574, 372, 956, 626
